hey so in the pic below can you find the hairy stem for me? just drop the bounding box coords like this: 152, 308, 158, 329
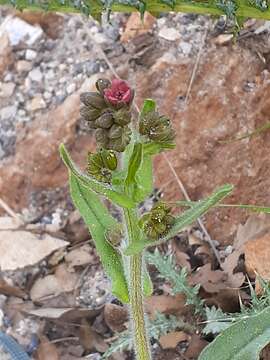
124, 209, 151, 360
2, 0, 270, 20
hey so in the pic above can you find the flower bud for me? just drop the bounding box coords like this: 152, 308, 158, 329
80, 106, 101, 122
94, 112, 114, 129
103, 78, 134, 108
139, 111, 175, 143
139, 202, 175, 240
108, 124, 123, 139
95, 129, 109, 148
100, 149, 118, 171
96, 79, 111, 96
80, 92, 106, 110
87, 149, 117, 183
113, 108, 132, 126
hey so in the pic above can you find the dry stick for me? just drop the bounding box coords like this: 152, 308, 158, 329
83, 15, 221, 265
0, 198, 25, 224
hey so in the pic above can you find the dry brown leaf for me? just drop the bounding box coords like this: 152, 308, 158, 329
0, 230, 68, 270
0, 278, 27, 299
159, 331, 189, 349
145, 294, 186, 319
36, 336, 60, 360
65, 245, 93, 269
185, 334, 208, 359
30, 263, 78, 301
104, 303, 128, 332
244, 233, 270, 292
79, 318, 108, 353
174, 251, 191, 272
25, 307, 100, 321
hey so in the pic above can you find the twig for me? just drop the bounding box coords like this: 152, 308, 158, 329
84, 15, 221, 264
185, 28, 208, 106
0, 198, 25, 224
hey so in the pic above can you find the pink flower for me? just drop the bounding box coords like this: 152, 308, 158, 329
104, 79, 133, 106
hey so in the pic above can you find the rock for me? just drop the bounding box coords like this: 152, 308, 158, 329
25, 49, 37, 61
28, 67, 43, 82
158, 27, 181, 41
66, 83, 76, 94
179, 41, 192, 55
0, 105, 17, 120
0, 15, 43, 46
0, 34, 14, 77
214, 34, 234, 46
0, 74, 100, 210
121, 12, 156, 43
0, 82, 15, 98
28, 95, 46, 111
16, 60, 32, 73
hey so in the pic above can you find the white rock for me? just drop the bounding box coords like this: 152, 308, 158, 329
66, 83, 76, 94
3, 73, 12, 82
16, 60, 32, 73
25, 49, 37, 61
158, 27, 181, 41
43, 91, 52, 100
28, 95, 46, 111
0, 105, 17, 119
29, 68, 43, 82
179, 41, 192, 55
0, 15, 43, 46
0, 82, 15, 98
45, 69, 55, 80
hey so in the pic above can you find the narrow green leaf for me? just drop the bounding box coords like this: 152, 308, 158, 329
140, 99, 156, 118
125, 142, 143, 189
124, 184, 233, 255
69, 173, 129, 303
199, 306, 270, 360
59, 144, 135, 209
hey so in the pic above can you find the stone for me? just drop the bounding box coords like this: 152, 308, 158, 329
158, 27, 181, 41
0, 105, 17, 120
16, 60, 32, 73
0, 82, 15, 98
214, 34, 234, 46
25, 49, 37, 61
0, 15, 43, 46
28, 95, 46, 111
179, 41, 192, 55
66, 83, 76, 94
45, 69, 55, 80
0, 34, 14, 77
28, 68, 43, 82
121, 12, 156, 43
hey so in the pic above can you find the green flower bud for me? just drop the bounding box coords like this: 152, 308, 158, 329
96, 78, 111, 96
139, 202, 175, 240
95, 129, 109, 148
107, 126, 131, 152
139, 111, 175, 143
94, 112, 114, 129
113, 108, 132, 126
87, 149, 117, 183
108, 124, 123, 139
80, 106, 101, 122
80, 92, 106, 110
100, 149, 118, 170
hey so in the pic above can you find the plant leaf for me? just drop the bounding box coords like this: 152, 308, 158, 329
59, 144, 135, 209
199, 306, 270, 360
124, 184, 233, 255
69, 173, 129, 303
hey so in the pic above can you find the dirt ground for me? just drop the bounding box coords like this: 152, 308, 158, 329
1, 6, 270, 360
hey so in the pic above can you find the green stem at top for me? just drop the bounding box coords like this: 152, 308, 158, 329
124, 208, 151, 360
2, 0, 270, 21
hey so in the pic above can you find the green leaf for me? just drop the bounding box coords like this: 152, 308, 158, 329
69, 173, 129, 303
160, 0, 176, 9
125, 142, 143, 190
124, 184, 233, 255
59, 144, 135, 209
140, 99, 156, 118
199, 306, 270, 360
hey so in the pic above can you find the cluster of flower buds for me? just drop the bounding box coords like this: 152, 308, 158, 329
139, 202, 175, 240
87, 149, 117, 184
139, 110, 175, 143
80, 78, 134, 152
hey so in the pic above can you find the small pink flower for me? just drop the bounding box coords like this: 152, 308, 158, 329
104, 79, 133, 106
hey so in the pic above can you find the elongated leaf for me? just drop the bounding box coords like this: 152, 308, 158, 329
69, 173, 129, 303
125, 142, 143, 190
199, 306, 270, 360
124, 184, 233, 255
59, 144, 135, 209
140, 99, 156, 118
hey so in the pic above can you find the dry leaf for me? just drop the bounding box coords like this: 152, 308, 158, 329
244, 233, 270, 292
0, 216, 23, 229
0, 278, 27, 299
185, 334, 208, 359
145, 294, 186, 319
36, 336, 60, 360
30, 263, 78, 301
79, 318, 108, 353
65, 245, 93, 269
159, 331, 189, 349
174, 251, 191, 272
104, 303, 128, 332
0, 230, 68, 270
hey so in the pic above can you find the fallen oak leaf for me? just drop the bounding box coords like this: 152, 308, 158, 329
159, 331, 189, 349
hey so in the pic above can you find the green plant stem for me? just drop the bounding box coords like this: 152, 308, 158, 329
124, 209, 151, 360
3, 0, 270, 20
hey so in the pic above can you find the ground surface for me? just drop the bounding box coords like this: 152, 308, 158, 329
1, 6, 270, 360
